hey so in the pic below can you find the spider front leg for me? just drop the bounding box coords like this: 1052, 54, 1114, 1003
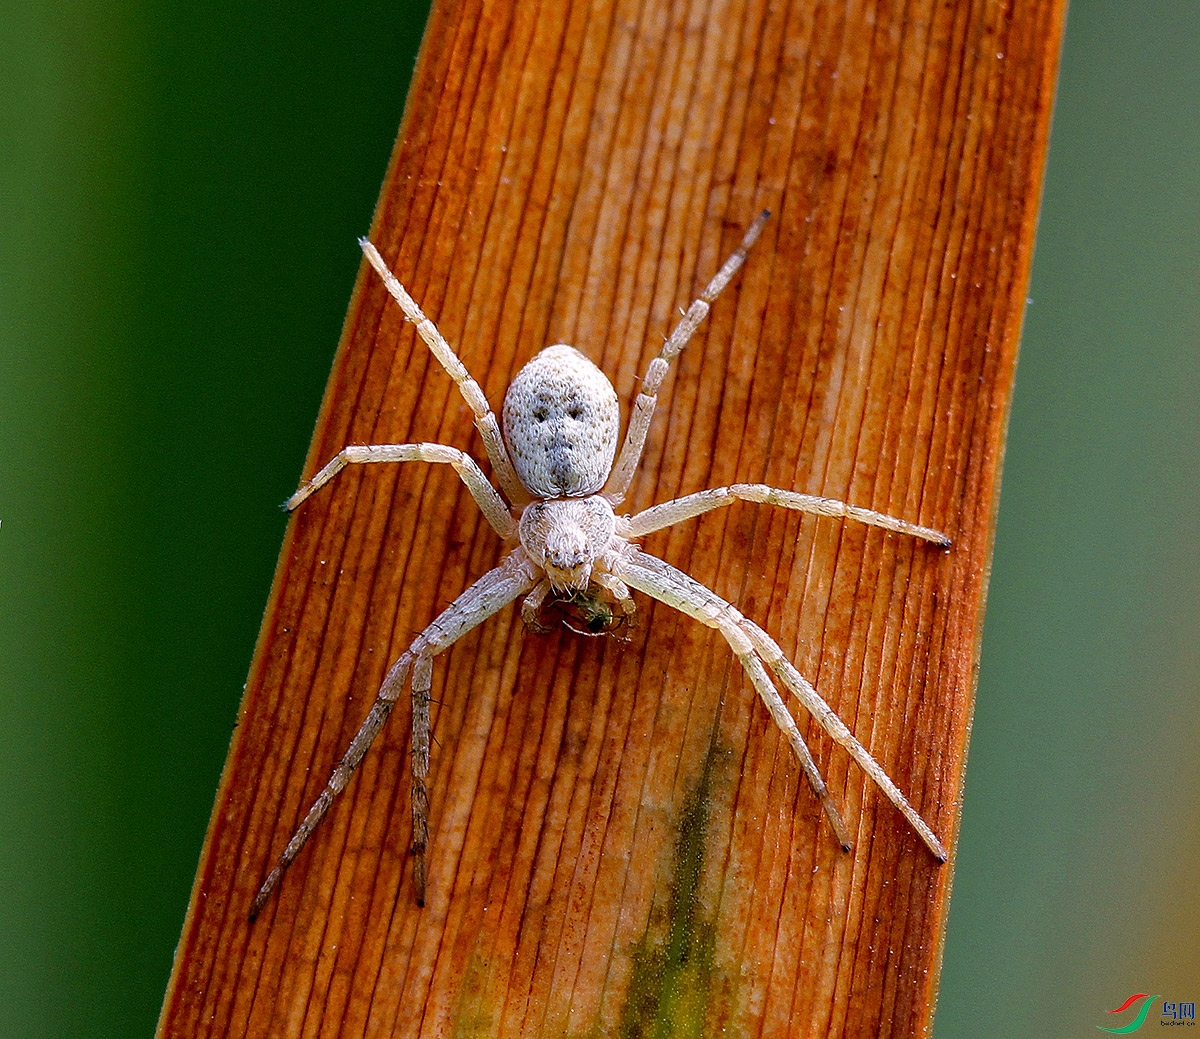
360, 238, 525, 503
611, 548, 945, 860
250, 550, 537, 919
605, 210, 771, 502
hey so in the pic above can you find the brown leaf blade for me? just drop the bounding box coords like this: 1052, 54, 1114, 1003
158, 0, 1064, 1036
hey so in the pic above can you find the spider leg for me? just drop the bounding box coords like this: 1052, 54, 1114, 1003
626, 483, 950, 547
612, 549, 850, 847
605, 211, 770, 502
746, 622, 946, 860
250, 550, 537, 919
612, 549, 945, 859
360, 238, 525, 503
287, 442, 517, 540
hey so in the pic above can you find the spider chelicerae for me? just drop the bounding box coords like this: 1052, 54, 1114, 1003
250, 210, 948, 918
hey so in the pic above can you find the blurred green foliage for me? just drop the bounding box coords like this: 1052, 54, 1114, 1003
1, 2, 430, 1035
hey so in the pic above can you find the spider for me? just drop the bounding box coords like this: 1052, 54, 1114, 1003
250, 210, 949, 918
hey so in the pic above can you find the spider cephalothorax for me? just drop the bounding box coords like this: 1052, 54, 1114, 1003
250, 211, 949, 918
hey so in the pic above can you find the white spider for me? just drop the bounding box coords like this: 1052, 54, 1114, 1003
250, 211, 949, 918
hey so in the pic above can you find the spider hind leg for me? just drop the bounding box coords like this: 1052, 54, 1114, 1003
612, 549, 944, 859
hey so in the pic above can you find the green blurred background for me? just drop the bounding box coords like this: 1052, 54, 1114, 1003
1, 2, 1196, 1036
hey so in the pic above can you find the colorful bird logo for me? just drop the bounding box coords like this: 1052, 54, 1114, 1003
1098, 994, 1161, 1033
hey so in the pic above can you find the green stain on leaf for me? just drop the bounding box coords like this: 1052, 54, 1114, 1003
618, 749, 726, 1039
445, 747, 735, 1039
452, 948, 496, 1039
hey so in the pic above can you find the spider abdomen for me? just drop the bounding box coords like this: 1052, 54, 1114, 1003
502, 345, 620, 498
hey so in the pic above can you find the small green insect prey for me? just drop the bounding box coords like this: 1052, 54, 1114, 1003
250, 211, 950, 919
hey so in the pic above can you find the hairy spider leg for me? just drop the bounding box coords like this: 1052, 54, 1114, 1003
612, 549, 946, 860
626, 483, 951, 547
605, 209, 771, 502
250, 551, 537, 918
360, 238, 525, 504
285, 443, 517, 539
